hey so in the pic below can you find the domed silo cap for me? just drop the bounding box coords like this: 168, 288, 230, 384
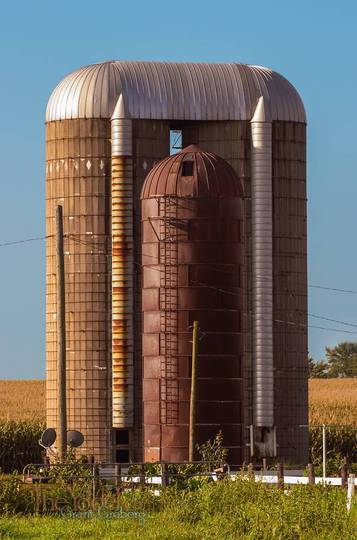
141, 145, 243, 199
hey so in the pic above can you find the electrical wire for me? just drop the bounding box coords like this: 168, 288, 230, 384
4, 232, 357, 335
308, 313, 357, 329
4, 231, 354, 296
0, 235, 53, 247
61, 236, 357, 334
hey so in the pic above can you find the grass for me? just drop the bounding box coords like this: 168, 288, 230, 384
0, 478, 357, 539
0, 381, 45, 422
309, 378, 357, 426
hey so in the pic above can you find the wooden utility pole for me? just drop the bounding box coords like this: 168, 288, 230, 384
189, 321, 199, 462
56, 205, 67, 459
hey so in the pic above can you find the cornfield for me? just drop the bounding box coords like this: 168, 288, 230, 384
0, 379, 356, 471
309, 378, 357, 465
2, 379, 356, 426
0, 381, 45, 472
0, 420, 44, 472
309, 378, 357, 425
0, 380, 45, 421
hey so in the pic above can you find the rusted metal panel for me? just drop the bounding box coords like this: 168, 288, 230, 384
111, 155, 134, 428
142, 146, 244, 463
130, 119, 171, 461
46, 61, 306, 124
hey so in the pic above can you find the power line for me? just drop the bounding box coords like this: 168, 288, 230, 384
1, 231, 355, 295
59, 239, 357, 300
275, 319, 357, 336
309, 313, 357, 329
146, 272, 357, 336
0, 235, 53, 247
4, 232, 357, 334
309, 284, 357, 295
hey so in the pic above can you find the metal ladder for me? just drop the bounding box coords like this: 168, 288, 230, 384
159, 196, 179, 425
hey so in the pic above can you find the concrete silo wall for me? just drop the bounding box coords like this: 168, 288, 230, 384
46, 119, 112, 461
272, 121, 308, 464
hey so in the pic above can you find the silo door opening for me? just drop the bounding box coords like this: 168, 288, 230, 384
251, 425, 277, 458
114, 429, 130, 463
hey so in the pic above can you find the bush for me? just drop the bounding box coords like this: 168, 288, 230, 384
0, 473, 35, 514
156, 478, 357, 539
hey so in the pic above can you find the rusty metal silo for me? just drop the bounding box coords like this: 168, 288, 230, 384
141, 145, 244, 463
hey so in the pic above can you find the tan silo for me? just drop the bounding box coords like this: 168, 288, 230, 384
45, 76, 113, 461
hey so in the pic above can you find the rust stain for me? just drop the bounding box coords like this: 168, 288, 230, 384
112, 155, 134, 426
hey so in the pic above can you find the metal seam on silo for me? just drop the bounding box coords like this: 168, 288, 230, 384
100, 63, 111, 118
192, 62, 205, 120
111, 94, 134, 428
251, 96, 274, 428
184, 63, 194, 119
69, 67, 88, 119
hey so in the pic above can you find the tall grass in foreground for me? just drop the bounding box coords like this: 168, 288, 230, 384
0, 479, 356, 539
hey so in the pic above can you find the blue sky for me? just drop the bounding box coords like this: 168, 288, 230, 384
1, 0, 357, 378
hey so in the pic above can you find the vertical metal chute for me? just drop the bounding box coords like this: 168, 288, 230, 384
251, 96, 274, 429
111, 95, 134, 428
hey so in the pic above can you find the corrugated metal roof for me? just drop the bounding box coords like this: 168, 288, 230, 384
46, 61, 306, 123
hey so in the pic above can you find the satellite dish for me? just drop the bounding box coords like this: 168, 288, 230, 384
39, 428, 57, 448
67, 430, 84, 448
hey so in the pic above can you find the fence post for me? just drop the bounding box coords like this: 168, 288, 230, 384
341, 462, 348, 489
92, 463, 99, 501
347, 474, 355, 512
248, 462, 254, 480
140, 464, 146, 490
277, 463, 284, 490
161, 462, 169, 488
262, 458, 267, 473
307, 463, 315, 485
115, 464, 122, 494
322, 424, 326, 481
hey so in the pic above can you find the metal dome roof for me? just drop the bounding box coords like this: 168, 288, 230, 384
141, 145, 244, 199
46, 60, 306, 123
